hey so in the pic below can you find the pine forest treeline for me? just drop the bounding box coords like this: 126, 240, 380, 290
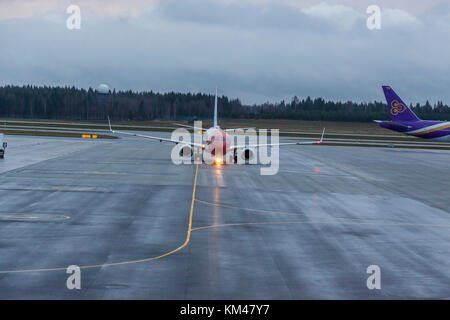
1, 85, 449, 122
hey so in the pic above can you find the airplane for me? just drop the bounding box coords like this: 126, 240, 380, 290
108, 88, 325, 165
375, 86, 450, 142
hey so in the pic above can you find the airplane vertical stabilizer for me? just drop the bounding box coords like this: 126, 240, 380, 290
382, 86, 420, 122
214, 87, 218, 128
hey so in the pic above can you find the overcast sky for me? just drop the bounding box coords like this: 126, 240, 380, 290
1, 0, 450, 104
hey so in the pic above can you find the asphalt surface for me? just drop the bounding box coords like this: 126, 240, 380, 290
0, 133, 449, 299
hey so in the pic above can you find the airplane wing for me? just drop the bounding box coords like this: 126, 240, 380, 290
173, 123, 206, 134
174, 124, 256, 133
173, 123, 201, 130
175, 123, 255, 131
233, 128, 325, 149
109, 118, 204, 148
173, 123, 194, 129
224, 128, 256, 132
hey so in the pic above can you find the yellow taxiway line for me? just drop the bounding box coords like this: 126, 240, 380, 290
4, 163, 448, 275
0, 164, 199, 274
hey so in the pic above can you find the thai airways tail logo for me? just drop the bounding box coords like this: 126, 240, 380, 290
390, 100, 407, 116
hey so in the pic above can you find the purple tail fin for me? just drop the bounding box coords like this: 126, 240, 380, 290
382, 86, 419, 122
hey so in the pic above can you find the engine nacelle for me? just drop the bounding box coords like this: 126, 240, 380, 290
235, 148, 255, 163
179, 145, 193, 157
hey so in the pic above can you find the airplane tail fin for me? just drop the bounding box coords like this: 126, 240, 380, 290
382, 86, 420, 122
213, 87, 218, 128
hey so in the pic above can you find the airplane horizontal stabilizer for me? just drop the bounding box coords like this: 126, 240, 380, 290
374, 120, 412, 130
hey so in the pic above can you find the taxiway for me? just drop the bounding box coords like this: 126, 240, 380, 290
0, 133, 449, 299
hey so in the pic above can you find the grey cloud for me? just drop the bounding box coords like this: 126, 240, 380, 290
0, 0, 449, 105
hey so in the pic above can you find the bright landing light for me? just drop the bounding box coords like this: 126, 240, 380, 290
214, 157, 223, 166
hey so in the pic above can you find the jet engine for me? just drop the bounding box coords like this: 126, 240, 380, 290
234, 148, 255, 164
179, 145, 193, 157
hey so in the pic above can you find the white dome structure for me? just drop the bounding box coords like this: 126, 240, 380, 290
96, 84, 110, 94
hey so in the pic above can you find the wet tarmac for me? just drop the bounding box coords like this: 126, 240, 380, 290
0, 134, 449, 299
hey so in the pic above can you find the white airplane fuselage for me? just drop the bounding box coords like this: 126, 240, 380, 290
203, 127, 232, 163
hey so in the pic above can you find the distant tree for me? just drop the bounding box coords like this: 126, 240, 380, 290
0, 85, 449, 122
